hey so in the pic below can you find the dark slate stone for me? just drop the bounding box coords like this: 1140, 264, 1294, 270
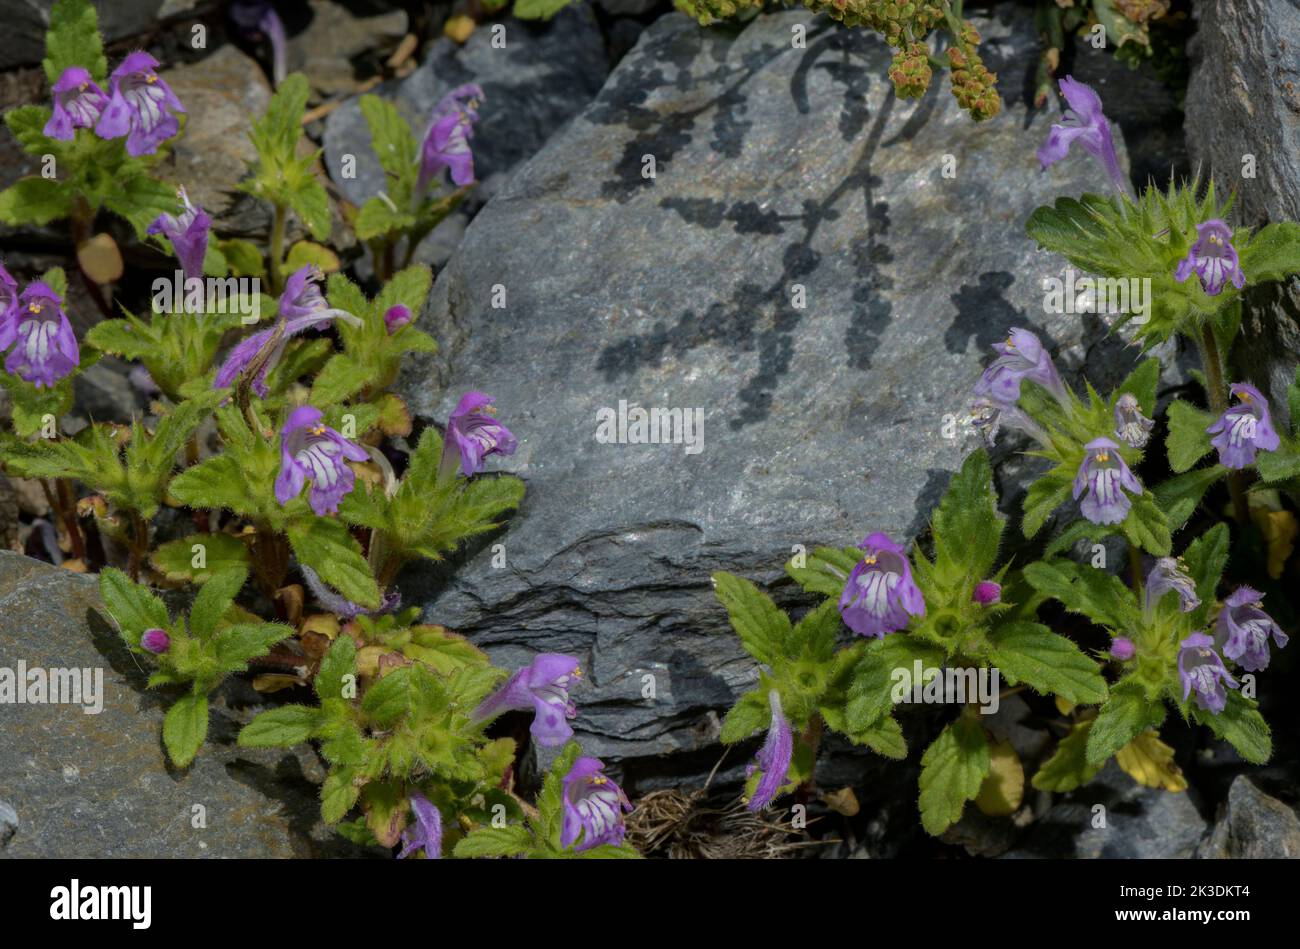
0, 0, 168, 71
321, 6, 611, 210
395, 9, 1135, 773
0, 551, 382, 858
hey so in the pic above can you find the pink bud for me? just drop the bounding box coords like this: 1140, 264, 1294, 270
972, 581, 1001, 605
1109, 637, 1135, 661
384, 304, 411, 334
141, 628, 171, 654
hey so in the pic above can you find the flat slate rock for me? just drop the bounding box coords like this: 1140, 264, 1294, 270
0, 552, 379, 858
396, 8, 1136, 773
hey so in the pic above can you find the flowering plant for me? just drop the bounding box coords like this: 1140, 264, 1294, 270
713, 75, 1300, 836
0, 0, 638, 859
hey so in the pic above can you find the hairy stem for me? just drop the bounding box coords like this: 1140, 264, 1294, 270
268, 201, 287, 294
128, 510, 148, 581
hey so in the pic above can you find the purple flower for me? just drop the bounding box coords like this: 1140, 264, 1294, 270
1037, 75, 1126, 193
1207, 383, 1280, 469
1144, 556, 1200, 615
967, 397, 1051, 448
839, 532, 925, 638
472, 653, 581, 747
384, 305, 411, 334
94, 51, 185, 157
973, 580, 1001, 605
1, 281, 80, 388
1178, 632, 1237, 715
0, 262, 17, 327
274, 406, 369, 515
300, 563, 401, 621
213, 266, 360, 397
1113, 393, 1154, 449
560, 756, 632, 851
746, 690, 794, 812
1109, 637, 1135, 661
141, 628, 171, 654
416, 84, 483, 196
440, 391, 518, 479
1175, 220, 1245, 296
230, 2, 287, 87
43, 67, 108, 140
396, 792, 443, 859
973, 328, 1069, 408
147, 186, 210, 283
1073, 437, 1142, 525
1214, 586, 1288, 673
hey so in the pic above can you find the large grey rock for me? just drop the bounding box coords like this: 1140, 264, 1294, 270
398, 9, 1134, 771
0, 552, 379, 858
1005, 762, 1206, 859
1197, 774, 1300, 859
322, 6, 610, 211
0, 1, 167, 71
1185, 1, 1300, 426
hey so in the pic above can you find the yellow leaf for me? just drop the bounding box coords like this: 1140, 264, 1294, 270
1116, 729, 1187, 792
1054, 695, 1076, 716
975, 741, 1024, 816
77, 233, 123, 283
1249, 501, 1297, 580
252, 674, 304, 693
300, 613, 340, 641
443, 14, 475, 43
821, 786, 860, 817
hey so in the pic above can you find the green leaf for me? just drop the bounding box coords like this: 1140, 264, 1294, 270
213, 622, 293, 670
169, 454, 265, 516
0, 177, 73, 227
719, 688, 770, 744
711, 571, 791, 666
1031, 722, 1102, 792
1166, 399, 1217, 473
1257, 438, 1300, 484
845, 634, 944, 732
311, 353, 373, 405
1180, 522, 1229, 630
284, 240, 340, 274
359, 94, 417, 182
1022, 471, 1073, 538
453, 825, 535, 859
188, 567, 248, 639
513, 0, 577, 20
1022, 559, 1134, 631
239, 705, 322, 748
1121, 492, 1172, 556
786, 545, 858, 597
986, 621, 1108, 705
287, 516, 382, 610
42, 0, 107, 83
1153, 466, 1226, 531
103, 173, 180, 239
150, 533, 250, 583
1239, 221, 1300, 286
321, 768, 361, 824
918, 716, 990, 835
98, 567, 169, 648
315, 635, 357, 701
220, 238, 265, 278
361, 667, 412, 728
1191, 692, 1271, 765
1086, 682, 1166, 766
163, 692, 209, 768
930, 448, 1002, 579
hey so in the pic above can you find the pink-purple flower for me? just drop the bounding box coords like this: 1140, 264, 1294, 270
839, 532, 925, 638
973, 328, 1069, 408
1207, 383, 1280, 469
1, 281, 80, 388
1144, 556, 1199, 615
747, 690, 794, 812
383, 305, 411, 334
43, 66, 108, 140
213, 265, 360, 397
141, 628, 171, 654
416, 84, 483, 196
473, 653, 581, 747
1178, 632, 1237, 714
0, 263, 17, 326
230, 1, 287, 87
1113, 393, 1154, 449
1214, 587, 1288, 673
1073, 436, 1142, 525
1109, 637, 1135, 661
274, 406, 369, 515
440, 391, 518, 479
973, 580, 1001, 605
560, 756, 632, 851
1175, 220, 1245, 296
396, 792, 442, 859
967, 396, 1051, 448
1037, 75, 1126, 193
94, 51, 185, 157
148, 186, 210, 283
